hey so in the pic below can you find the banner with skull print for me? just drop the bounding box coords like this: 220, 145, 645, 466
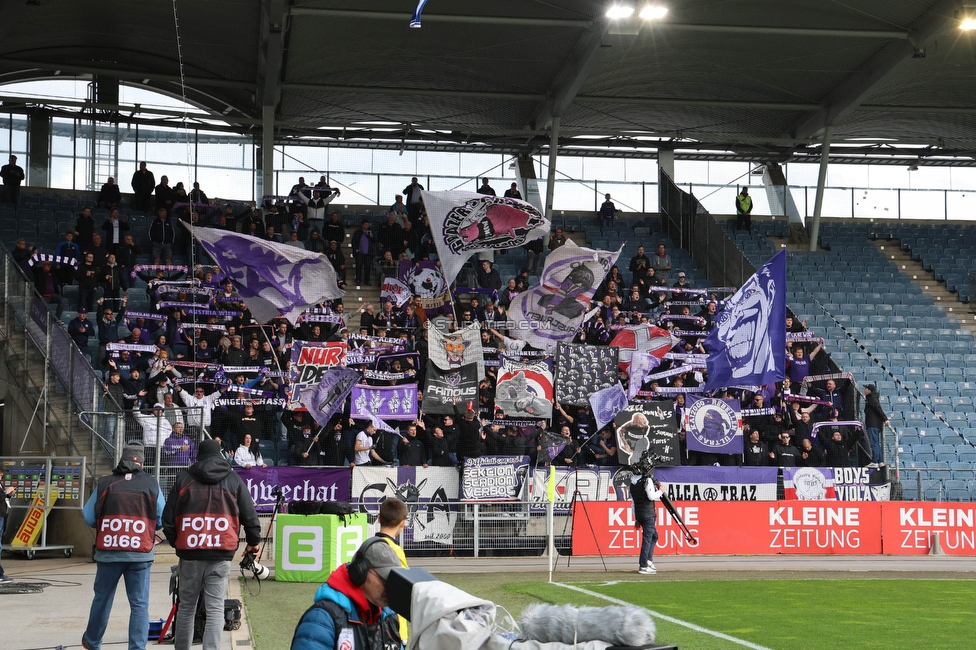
553, 343, 620, 406
352, 466, 459, 544
427, 320, 485, 379
507, 240, 620, 352
398, 260, 452, 317
350, 384, 419, 421
494, 356, 554, 420
613, 401, 680, 466
422, 189, 551, 286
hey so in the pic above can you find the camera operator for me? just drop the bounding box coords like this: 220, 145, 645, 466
291, 537, 403, 650
162, 439, 261, 650
630, 462, 663, 575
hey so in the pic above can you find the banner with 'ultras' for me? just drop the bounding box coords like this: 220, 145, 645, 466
572, 501, 883, 555
460, 456, 530, 501
655, 466, 777, 501
236, 466, 351, 513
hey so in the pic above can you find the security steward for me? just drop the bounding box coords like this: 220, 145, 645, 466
735, 186, 753, 232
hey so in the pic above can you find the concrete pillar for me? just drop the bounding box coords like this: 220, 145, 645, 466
515, 155, 544, 212
809, 125, 833, 252
544, 116, 560, 222
261, 105, 275, 200
28, 109, 51, 187
658, 148, 675, 181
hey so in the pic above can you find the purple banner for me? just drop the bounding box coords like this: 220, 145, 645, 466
398, 260, 452, 316
350, 384, 419, 421
655, 466, 778, 501
684, 395, 743, 455
236, 466, 351, 512
301, 367, 361, 427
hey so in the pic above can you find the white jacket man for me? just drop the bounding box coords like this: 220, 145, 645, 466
177, 386, 223, 430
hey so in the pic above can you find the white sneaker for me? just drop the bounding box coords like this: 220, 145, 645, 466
638, 565, 657, 575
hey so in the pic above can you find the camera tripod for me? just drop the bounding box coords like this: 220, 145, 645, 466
553, 431, 608, 573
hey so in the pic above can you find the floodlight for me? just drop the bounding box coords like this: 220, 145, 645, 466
961, 17, 976, 30
639, 5, 668, 20
606, 5, 635, 19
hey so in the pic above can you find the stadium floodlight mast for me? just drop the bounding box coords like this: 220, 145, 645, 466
639, 5, 669, 20
606, 5, 635, 19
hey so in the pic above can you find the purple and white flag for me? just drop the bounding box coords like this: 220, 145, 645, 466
351, 384, 419, 421
628, 350, 663, 399
380, 277, 412, 308
422, 190, 550, 285
590, 383, 628, 431
186, 224, 344, 325
684, 395, 743, 455
508, 240, 620, 352
300, 368, 360, 427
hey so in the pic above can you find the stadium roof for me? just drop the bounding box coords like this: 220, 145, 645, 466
0, 0, 974, 164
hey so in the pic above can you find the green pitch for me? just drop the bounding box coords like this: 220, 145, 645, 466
243, 574, 976, 650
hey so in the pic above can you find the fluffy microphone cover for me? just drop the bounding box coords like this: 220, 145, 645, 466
518, 603, 656, 647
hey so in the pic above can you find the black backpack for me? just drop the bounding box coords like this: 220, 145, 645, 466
289, 500, 355, 523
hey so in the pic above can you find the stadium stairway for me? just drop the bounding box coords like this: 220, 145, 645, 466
873, 241, 976, 338
0, 324, 115, 474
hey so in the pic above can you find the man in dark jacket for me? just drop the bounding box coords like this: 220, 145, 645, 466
154, 175, 174, 215
770, 431, 801, 467
291, 537, 403, 650
98, 177, 122, 209
322, 211, 345, 245
863, 384, 889, 467
162, 439, 261, 650
75, 207, 98, 248
742, 430, 768, 466
131, 162, 155, 212
82, 442, 165, 650
149, 209, 177, 264
33, 260, 66, 318
1, 154, 25, 204
631, 467, 663, 574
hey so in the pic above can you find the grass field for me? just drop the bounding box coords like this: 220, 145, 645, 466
243, 573, 976, 650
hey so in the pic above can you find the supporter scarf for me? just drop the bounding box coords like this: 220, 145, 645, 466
131, 264, 187, 280
28, 254, 78, 269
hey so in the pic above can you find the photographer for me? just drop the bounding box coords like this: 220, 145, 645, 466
162, 439, 261, 650
630, 462, 663, 575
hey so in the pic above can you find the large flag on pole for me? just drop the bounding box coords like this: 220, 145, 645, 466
703, 249, 786, 390
300, 367, 360, 427
610, 325, 677, 373
186, 224, 344, 324
507, 240, 620, 352
422, 190, 550, 285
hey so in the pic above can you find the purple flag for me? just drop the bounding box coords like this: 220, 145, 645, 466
684, 395, 743, 455
422, 190, 551, 285
590, 383, 627, 431
186, 224, 344, 324
300, 368, 360, 427
236, 466, 351, 512
351, 384, 418, 421
628, 350, 663, 399
704, 249, 786, 389
508, 239, 620, 352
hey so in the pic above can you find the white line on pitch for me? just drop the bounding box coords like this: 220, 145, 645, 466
551, 582, 775, 650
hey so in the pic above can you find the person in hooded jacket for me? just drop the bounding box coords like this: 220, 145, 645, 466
82, 442, 165, 650
291, 537, 403, 650
162, 439, 261, 650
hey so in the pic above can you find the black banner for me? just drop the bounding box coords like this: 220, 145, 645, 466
423, 363, 480, 414
613, 400, 679, 467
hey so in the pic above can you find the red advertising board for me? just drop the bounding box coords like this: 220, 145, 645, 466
880, 503, 976, 555
572, 501, 883, 555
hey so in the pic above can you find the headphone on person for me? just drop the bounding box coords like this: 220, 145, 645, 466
347, 537, 387, 586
